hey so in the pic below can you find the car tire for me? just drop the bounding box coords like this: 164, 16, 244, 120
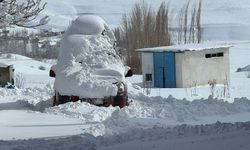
53, 91, 70, 106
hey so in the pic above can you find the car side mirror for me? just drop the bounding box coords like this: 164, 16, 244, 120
125, 69, 133, 77
49, 69, 56, 78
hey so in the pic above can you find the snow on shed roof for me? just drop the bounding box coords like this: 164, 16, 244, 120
137, 42, 232, 52
0, 63, 12, 68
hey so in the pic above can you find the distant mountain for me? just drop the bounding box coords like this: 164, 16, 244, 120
39, 0, 250, 40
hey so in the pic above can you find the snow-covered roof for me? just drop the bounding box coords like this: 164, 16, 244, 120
0, 62, 12, 68
137, 42, 232, 53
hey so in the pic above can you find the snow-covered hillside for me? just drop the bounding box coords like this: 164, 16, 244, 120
0, 54, 54, 88
39, 0, 250, 40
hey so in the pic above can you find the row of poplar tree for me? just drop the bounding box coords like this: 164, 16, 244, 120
115, 1, 202, 73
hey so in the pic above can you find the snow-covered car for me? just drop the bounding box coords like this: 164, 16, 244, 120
49, 15, 132, 108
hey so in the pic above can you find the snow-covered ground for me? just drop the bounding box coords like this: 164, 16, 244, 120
1, 0, 250, 149
0, 41, 250, 149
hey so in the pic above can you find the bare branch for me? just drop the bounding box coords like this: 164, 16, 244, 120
0, 0, 48, 28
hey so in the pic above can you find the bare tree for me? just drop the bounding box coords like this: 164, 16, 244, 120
176, 0, 202, 44
177, 2, 190, 44
116, 1, 202, 73
141, 3, 155, 47
118, 2, 151, 72
155, 2, 171, 46
183, 1, 189, 44
116, 1, 172, 73
177, 6, 184, 44
189, 6, 196, 43
196, 0, 202, 43
0, 0, 49, 28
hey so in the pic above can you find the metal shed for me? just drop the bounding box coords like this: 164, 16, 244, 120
137, 43, 231, 88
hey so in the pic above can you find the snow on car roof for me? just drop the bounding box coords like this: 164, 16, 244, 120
137, 42, 232, 52
65, 15, 106, 35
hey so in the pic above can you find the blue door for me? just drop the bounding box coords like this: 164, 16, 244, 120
153, 52, 176, 88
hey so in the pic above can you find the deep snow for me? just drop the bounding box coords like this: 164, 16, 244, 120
1, 0, 250, 148
0, 40, 250, 149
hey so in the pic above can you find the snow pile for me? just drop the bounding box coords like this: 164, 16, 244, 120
95, 121, 250, 148
53, 15, 125, 98
1, 121, 250, 150
65, 15, 106, 35
237, 64, 250, 72
0, 84, 54, 111
41, 93, 250, 137
128, 94, 250, 122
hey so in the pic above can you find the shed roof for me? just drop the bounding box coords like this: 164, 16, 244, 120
137, 42, 232, 52
0, 63, 12, 68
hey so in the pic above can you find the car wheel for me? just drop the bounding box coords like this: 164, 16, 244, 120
52, 93, 56, 106
53, 91, 70, 106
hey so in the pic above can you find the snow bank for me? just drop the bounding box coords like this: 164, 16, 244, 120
53, 15, 125, 98
0, 84, 54, 110
237, 64, 250, 72
1, 121, 250, 150
42, 93, 250, 137
129, 94, 250, 122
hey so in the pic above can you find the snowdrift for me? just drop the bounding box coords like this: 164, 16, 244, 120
1, 121, 250, 150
